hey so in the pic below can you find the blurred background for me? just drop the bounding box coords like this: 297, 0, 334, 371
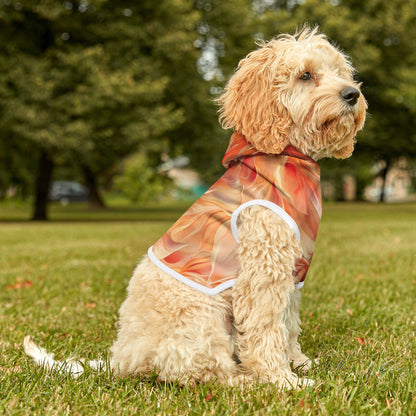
0, 0, 415, 220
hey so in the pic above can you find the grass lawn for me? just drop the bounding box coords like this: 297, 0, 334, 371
0, 202, 415, 415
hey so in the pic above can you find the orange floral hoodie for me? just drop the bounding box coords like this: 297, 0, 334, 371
148, 132, 322, 295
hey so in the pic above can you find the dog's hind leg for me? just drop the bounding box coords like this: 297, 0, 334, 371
109, 260, 166, 377
110, 258, 240, 384
151, 292, 241, 385
232, 205, 314, 388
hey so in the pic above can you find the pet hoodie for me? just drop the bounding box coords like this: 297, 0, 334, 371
148, 132, 322, 296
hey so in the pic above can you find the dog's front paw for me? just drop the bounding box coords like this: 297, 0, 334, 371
299, 377, 315, 388
281, 375, 315, 390
293, 355, 319, 373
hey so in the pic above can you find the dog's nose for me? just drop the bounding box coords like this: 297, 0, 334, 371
340, 87, 360, 106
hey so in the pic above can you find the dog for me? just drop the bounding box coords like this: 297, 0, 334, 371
25, 27, 366, 388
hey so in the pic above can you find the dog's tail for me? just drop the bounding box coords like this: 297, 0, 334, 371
23, 336, 106, 378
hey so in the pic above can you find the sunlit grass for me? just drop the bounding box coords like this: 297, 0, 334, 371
0, 202, 415, 415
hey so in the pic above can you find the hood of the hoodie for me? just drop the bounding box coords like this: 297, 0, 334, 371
222, 132, 316, 169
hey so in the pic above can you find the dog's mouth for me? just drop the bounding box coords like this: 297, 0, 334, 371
291, 92, 367, 160
321, 95, 366, 132
321, 118, 336, 131
322, 107, 361, 135
321, 117, 346, 137
319, 113, 359, 159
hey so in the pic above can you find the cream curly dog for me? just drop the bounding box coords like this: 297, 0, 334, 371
25, 27, 366, 388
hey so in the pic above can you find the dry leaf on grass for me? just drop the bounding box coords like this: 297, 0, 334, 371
6, 280, 33, 290
354, 337, 366, 346
354, 274, 364, 281
204, 390, 213, 402
85, 303, 97, 309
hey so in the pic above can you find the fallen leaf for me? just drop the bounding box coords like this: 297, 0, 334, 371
85, 303, 97, 309
6, 280, 33, 290
308, 312, 314, 317
40, 264, 48, 270
297, 399, 305, 410
346, 308, 353, 316
354, 274, 364, 281
6, 284, 18, 290
204, 390, 213, 402
355, 337, 366, 346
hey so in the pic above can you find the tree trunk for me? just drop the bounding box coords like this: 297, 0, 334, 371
32, 150, 54, 221
379, 160, 390, 203
81, 164, 106, 209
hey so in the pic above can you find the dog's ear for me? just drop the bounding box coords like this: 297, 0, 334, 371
218, 46, 291, 154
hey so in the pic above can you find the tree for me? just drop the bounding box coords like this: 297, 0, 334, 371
188, 0, 255, 184
0, 1, 193, 219
0, 0, 261, 217
114, 153, 169, 203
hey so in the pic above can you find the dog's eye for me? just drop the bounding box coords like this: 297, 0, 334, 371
299, 72, 312, 81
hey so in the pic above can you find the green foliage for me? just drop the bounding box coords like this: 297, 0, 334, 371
167, 0, 255, 185
0, 1, 190, 166
0, 0, 255, 202
1, 0, 416, 205
0, 131, 36, 198
114, 153, 170, 203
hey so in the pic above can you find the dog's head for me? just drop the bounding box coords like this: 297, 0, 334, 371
218, 27, 367, 160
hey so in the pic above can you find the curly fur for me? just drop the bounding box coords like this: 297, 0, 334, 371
25, 27, 366, 389
218, 27, 366, 159
110, 207, 314, 387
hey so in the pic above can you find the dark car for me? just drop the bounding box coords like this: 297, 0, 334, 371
49, 181, 89, 205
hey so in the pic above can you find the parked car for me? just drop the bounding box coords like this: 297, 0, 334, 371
49, 181, 89, 205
